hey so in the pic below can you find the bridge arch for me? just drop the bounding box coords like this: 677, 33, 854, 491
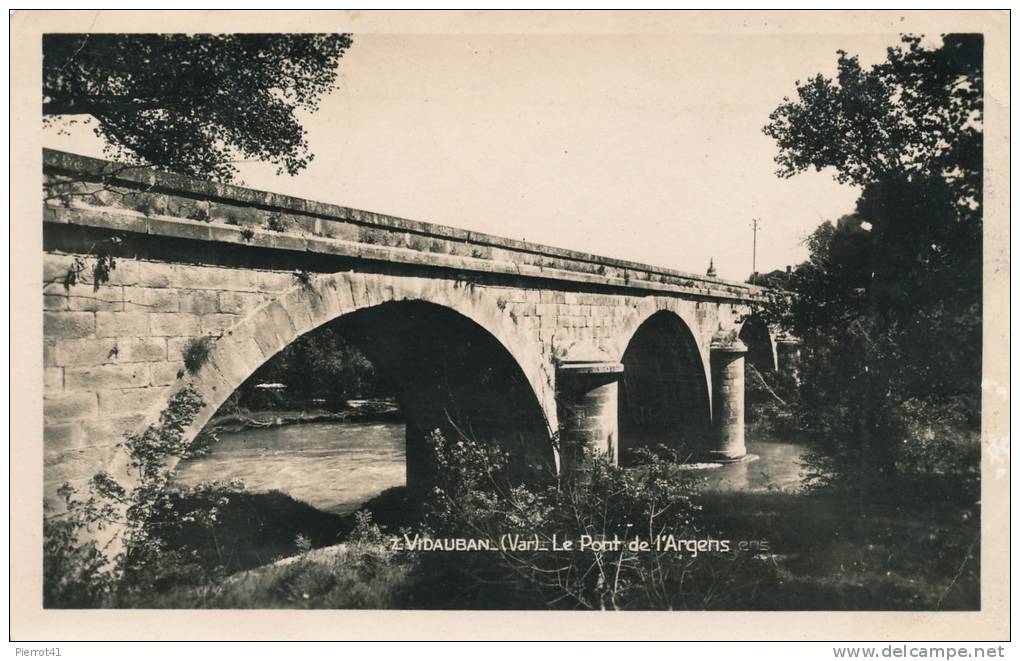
110, 271, 558, 486
615, 307, 712, 463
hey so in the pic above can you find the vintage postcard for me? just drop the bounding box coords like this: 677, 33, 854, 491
9, 9, 1010, 642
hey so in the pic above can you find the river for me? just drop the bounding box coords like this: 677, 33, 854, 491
175, 421, 406, 514
175, 421, 808, 513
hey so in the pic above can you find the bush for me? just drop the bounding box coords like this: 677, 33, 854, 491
265, 214, 287, 232
893, 398, 980, 476
42, 386, 240, 607
43, 484, 118, 608
416, 431, 775, 610
745, 363, 800, 440
182, 336, 213, 374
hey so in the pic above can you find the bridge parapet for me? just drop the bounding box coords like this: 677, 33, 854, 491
44, 149, 764, 303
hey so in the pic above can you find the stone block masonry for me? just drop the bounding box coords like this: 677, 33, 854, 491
42, 149, 779, 499
42, 254, 274, 494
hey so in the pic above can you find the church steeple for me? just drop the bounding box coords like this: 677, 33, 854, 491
706, 258, 717, 277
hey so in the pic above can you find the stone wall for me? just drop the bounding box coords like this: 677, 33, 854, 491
43, 254, 280, 493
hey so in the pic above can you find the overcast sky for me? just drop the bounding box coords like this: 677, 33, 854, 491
43, 31, 909, 281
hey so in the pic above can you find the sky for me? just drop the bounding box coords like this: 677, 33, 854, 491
42, 31, 910, 281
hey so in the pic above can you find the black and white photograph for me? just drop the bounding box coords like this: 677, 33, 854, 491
10, 9, 1010, 643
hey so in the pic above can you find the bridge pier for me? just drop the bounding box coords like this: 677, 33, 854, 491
556, 360, 624, 472
708, 336, 748, 462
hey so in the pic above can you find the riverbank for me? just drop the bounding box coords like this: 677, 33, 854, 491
135, 472, 979, 609
204, 398, 402, 433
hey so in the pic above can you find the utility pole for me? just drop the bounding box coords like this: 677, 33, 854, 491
751, 217, 760, 284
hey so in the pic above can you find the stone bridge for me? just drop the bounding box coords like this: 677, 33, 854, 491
42, 149, 796, 499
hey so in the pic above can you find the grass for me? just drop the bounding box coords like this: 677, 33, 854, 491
120, 486, 427, 609
696, 476, 980, 610
161, 489, 353, 576
134, 539, 420, 609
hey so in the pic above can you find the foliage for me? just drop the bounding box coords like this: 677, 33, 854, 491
758, 214, 980, 483
760, 35, 982, 484
43, 481, 120, 607
186, 207, 211, 222
697, 481, 979, 610
182, 336, 214, 375
61, 237, 122, 291
42, 385, 248, 606
294, 533, 313, 555
265, 214, 287, 232
121, 386, 206, 477
134, 195, 166, 217
763, 34, 982, 191
43, 33, 352, 182
221, 206, 259, 227
891, 398, 980, 476
418, 431, 773, 610
744, 362, 799, 440
235, 323, 382, 410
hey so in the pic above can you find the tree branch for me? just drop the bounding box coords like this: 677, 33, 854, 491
43, 95, 165, 116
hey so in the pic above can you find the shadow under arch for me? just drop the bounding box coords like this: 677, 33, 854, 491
618, 310, 711, 463
324, 300, 555, 486
738, 315, 777, 374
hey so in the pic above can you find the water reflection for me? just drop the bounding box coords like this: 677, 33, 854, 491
690, 440, 808, 493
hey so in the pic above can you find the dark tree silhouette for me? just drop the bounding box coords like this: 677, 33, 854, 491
43, 33, 352, 182
761, 35, 983, 481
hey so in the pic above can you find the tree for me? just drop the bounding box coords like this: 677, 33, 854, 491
236, 325, 381, 411
762, 35, 983, 481
764, 34, 982, 191
43, 33, 352, 182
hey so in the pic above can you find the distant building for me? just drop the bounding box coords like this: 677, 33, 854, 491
748, 265, 795, 290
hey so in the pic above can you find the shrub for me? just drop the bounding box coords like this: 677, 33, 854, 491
62, 239, 121, 291
186, 207, 211, 222
417, 431, 771, 610
265, 214, 287, 232
182, 336, 213, 374
42, 385, 229, 607
893, 398, 980, 476
221, 206, 258, 226
294, 533, 313, 554
43, 482, 119, 608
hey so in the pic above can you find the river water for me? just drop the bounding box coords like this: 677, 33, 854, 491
175, 421, 406, 514
175, 421, 807, 513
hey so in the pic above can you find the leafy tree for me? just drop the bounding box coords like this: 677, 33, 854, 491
761, 35, 982, 480
765, 35, 982, 321
764, 34, 981, 191
43, 33, 352, 182
237, 325, 382, 411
